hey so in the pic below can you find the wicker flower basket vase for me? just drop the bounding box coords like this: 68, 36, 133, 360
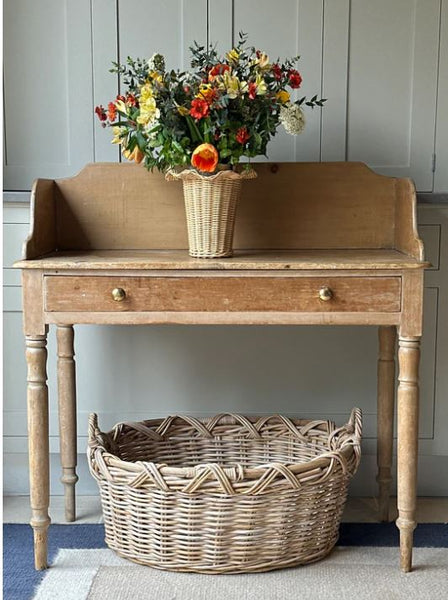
88, 410, 362, 574
165, 168, 257, 259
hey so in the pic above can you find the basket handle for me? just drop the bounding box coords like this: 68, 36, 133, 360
348, 408, 363, 441
88, 413, 119, 455
88, 413, 100, 446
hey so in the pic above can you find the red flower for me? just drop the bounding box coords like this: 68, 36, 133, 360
189, 98, 210, 120
208, 64, 230, 81
236, 127, 250, 145
107, 102, 117, 122
116, 94, 126, 103
288, 69, 302, 89
126, 93, 138, 107
94, 105, 107, 121
248, 82, 257, 100
272, 63, 283, 81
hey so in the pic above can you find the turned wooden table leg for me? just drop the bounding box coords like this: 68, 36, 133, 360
376, 326, 396, 522
57, 325, 78, 522
26, 333, 51, 570
396, 336, 420, 573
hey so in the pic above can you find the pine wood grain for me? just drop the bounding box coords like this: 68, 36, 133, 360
19, 162, 426, 260
44, 275, 401, 314
15, 248, 428, 271
15, 161, 428, 573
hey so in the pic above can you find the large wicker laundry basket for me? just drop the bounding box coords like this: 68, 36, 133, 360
165, 167, 257, 258
88, 410, 362, 574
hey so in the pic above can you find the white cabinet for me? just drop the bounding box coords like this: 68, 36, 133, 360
3, 0, 446, 191
344, 0, 440, 191
229, 0, 443, 190
233, 0, 323, 162
435, 0, 448, 193
3, 0, 94, 190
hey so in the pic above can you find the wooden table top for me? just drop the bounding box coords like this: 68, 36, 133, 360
15, 248, 428, 271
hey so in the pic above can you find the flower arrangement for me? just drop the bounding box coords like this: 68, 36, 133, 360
95, 33, 325, 173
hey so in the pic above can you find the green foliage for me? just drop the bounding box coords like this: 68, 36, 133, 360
97, 35, 326, 172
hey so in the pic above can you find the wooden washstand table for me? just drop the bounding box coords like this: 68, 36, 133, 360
15, 162, 428, 572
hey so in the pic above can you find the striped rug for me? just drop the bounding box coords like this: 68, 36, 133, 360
4, 524, 448, 600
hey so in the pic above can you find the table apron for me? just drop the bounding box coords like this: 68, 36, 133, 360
44, 311, 401, 326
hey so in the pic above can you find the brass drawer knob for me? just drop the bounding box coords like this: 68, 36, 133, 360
111, 287, 126, 302
318, 286, 333, 302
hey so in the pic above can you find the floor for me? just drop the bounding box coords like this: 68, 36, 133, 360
3, 495, 448, 524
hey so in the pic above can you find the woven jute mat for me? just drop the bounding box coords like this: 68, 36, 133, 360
32, 547, 448, 600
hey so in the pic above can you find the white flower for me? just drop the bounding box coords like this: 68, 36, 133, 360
279, 104, 306, 135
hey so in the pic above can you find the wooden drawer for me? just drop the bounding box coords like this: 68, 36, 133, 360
44, 275, 401, 313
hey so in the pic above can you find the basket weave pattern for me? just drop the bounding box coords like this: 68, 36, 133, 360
166, 168, 257, 258
88, 410, 362, 573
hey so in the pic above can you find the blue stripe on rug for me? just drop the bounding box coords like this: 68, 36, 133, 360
3, 524, 106, 600
3, 523, 448, 600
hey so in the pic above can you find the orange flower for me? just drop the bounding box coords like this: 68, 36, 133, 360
123, 146, 144, 164
198, 84, 218, 105
107, 102, 117, 121
191, 143, 219, 173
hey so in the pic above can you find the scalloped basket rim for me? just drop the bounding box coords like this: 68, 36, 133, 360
165, 166, 258, 182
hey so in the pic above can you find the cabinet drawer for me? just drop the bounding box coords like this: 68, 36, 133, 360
44, 275, 401, 313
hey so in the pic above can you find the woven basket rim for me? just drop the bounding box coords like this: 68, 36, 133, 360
165, 166, 257, 182
88, 410, 362, 490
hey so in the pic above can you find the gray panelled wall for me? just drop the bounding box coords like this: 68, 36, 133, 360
3, 1, 448, 495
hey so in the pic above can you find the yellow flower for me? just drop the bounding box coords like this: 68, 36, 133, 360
115, 100, 127, 114
140, 83, 153, 103
240, 80, 249, 94
148, 70, 163, 85
137, 83, 160, 125
276, 90, 290, 104
221, 71, 247, 99
226, 48, 240, 65
255, 73, 267, 95
111, 126, 125, 144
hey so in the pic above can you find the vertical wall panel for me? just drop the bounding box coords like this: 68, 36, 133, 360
233, 0, 323, 162
346, 0, 440, 191
295, 0, 324, 162
420, 287, 438, 438
419, 206, 448, 455
94, 0, 208, 163
92, 0, 121, 162
209, 0, 233, 52
434, 0, 448, 192
3, 0, 94, 190
118, 0, 207, 72
321, 0, 350, 161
